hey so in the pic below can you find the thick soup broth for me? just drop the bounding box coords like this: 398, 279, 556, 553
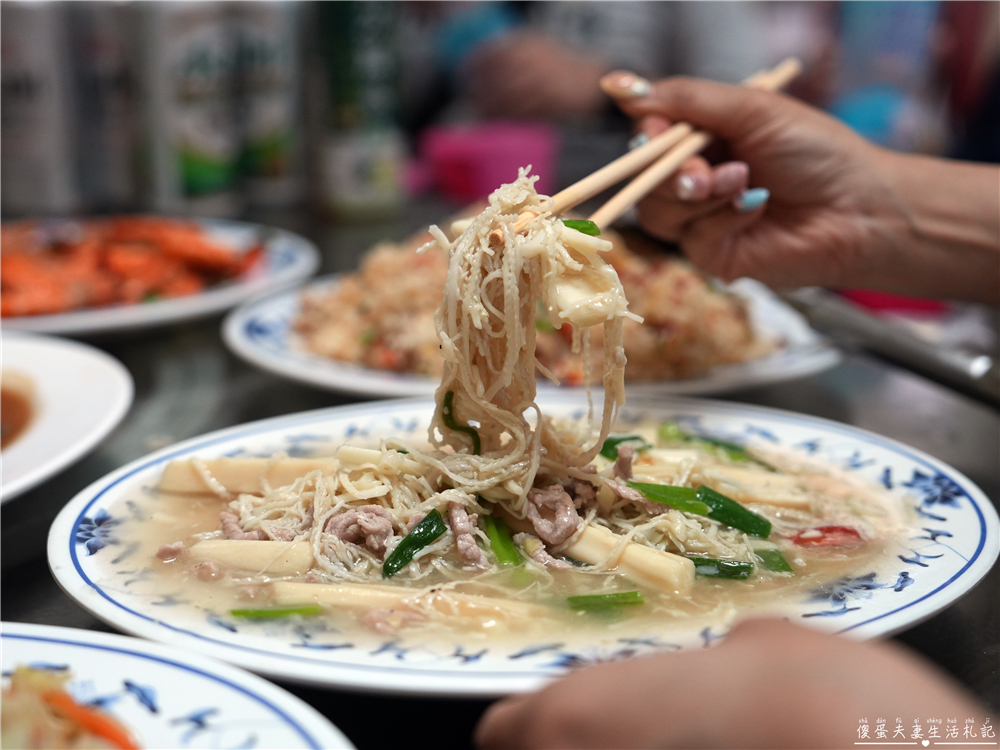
115, 419, 900, 649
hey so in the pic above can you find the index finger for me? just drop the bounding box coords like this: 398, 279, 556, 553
602, 74, 785, 145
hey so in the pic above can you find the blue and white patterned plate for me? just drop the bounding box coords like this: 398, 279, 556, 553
222, 276, 841, 398
48, 394, 998, 698
3, 218, 320, 336
1, 622, 354, 749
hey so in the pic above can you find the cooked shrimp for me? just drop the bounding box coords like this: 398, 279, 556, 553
0, 217, 261, 317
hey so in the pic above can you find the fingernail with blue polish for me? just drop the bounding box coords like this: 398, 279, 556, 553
627, 132, 650, 151
734, 188, 770, 213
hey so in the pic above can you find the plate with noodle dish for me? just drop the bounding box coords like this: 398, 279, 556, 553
50, 171, 996, 697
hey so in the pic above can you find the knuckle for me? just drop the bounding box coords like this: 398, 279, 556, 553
638, 213, 681, 243
661, 76, 702, 116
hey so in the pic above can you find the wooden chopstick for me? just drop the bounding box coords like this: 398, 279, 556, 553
536, 122, 694, 225
588, 57, 802, 229
499, 57, 801, 237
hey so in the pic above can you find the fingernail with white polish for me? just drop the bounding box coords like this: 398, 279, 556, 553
734, 188, 770, 213
602, 72, 652, 98
676, 175, 698, 201
626, 77, 652, 97
627, 132, 650, 151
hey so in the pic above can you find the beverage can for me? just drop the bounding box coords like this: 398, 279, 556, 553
137, 1, 242, 217
1, 1, 79, 216
235, 1, 303, 209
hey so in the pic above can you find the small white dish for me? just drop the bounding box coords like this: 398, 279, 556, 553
48, 394, 998, 697
1, 621, 355, 749
223, 275, 841, 398
2, 218, 320, 336
2, 332, 133, 501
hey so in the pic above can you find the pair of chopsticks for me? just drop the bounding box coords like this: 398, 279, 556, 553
508, 57, 802, 235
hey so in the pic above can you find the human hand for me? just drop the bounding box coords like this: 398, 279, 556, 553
474, 618, 986, 749
467, 33, 610, 120
599, 72, 1000, 304
599, 71, 901, 292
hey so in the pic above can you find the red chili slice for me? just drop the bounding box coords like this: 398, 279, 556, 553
791, 525, 863, 547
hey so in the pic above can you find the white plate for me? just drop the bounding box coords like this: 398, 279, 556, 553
1, 621, 354, 749
48, 394, 998, 698
2, 332, 133, 501
3, 218, 320, 336
223, 275, 841, 398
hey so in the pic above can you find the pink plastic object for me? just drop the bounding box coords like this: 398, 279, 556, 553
419, 122, 560, 203
839, 289, 950, 314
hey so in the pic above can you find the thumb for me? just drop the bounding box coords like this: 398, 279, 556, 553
602, 74, 786, 147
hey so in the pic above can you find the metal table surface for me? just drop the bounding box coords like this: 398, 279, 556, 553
2, 204, 997, 749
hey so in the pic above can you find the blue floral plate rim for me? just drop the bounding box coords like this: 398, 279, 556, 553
1, 621, 355, 749
48, 394, 999, 698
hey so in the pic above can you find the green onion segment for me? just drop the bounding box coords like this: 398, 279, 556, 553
599, 434, 653, 460
442, 390, 481, 455
230, 605, 324, 620
689, 558, 754, 579
483, 514, 522, 566
562, 219, 601, 236
628, 482, 772, 538
567, 591, 644, 610
657, 421, 772, 469
627, 482, 710, 515
755, 548, 794, 572
535, 318, 557, 333
383, 509, 448, 578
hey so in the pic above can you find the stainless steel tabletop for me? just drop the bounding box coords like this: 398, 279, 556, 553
3, 204, 997, 749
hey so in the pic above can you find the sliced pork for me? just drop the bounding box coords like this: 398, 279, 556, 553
448, 502, 489, 568
526, 484, 580, 545
193, 561, 224, 581
613, 443, 635, 481
513, 532, 574, 569
324, 505, 395, 556
570, 478, 598, 508
156, 541, 186, 561
220, 511, 268, 541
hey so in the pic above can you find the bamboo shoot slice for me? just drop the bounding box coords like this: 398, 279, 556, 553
189, 539, 314, 576
499, 508, 693, 595
271, 581, 546, 619
159, 458, 338, 495
704, 465, 811, 509
566, 524, 695, 594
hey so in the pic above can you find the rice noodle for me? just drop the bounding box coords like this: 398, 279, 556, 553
406, 168, 631, 518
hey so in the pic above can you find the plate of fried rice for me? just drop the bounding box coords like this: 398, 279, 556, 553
223, 231, 839, 398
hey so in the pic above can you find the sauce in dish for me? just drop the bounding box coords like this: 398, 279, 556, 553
1, 372, 35, 450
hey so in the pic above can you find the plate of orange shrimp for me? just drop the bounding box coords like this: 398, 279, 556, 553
0, 216, 320, 336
